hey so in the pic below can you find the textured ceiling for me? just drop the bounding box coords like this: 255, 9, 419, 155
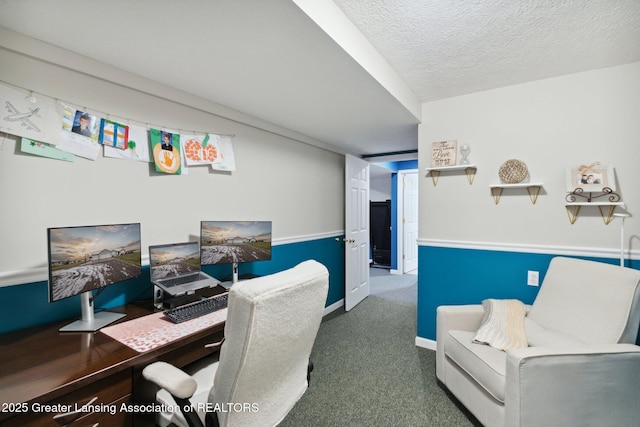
333, 0, 640, 102
1, 1, 639, 157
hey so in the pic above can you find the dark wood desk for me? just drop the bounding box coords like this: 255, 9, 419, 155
0, 288, 226, 426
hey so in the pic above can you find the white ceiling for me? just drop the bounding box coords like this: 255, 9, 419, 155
1, 0, 639, 158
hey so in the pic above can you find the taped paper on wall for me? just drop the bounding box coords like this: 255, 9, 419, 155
0, 82, 62, 146
104, 124, 151, 162
150, 128, 181, 174
20, 137, 75, 162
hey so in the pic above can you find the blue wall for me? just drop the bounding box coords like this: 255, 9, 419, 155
417, 245, 640, 343
0, 236, 344, 335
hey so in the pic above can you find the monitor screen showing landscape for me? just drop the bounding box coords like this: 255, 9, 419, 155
149, 241, 201, 281
200, 221, 272, 265
47, 223, 142, 302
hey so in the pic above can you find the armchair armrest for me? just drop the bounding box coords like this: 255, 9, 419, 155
505, 344, 640, 427
436, 304, 484, 381
142, 361, 197, 399
437, 304, 485, 335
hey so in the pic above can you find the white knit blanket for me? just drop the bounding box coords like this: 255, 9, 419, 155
473, 299, 528, 351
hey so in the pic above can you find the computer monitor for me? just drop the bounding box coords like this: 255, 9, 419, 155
47, 223, 142, 332
200, 221, 272, 285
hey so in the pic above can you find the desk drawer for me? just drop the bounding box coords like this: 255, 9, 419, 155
3, 369, 132, 427
69, 394, 132, 427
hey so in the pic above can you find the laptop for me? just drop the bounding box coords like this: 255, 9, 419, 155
149, 241, 220, 296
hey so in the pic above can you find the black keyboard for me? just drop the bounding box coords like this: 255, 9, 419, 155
160, 273, 202, 287
164, 293, 229, 323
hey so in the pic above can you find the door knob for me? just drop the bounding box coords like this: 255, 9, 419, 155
335, 237, 356, 243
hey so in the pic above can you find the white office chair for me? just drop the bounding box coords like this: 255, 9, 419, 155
142, 260, 329, 427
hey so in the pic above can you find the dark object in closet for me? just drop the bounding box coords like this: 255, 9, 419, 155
370, 201, 391, 267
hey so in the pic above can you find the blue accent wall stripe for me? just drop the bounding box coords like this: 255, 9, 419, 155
0, 236, 344, 335
417, 245, 638, 343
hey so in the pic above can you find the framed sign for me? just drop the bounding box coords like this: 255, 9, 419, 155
566, 164, 615, 192
431, 140, 457, 167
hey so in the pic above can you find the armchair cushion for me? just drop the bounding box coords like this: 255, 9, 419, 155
446, 330, 507, 402
473, 299, 528, 351
524, 318, 586, 348
527, 257, 640, 344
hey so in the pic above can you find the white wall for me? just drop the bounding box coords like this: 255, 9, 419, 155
370, 175, 391, 201
419, 62, 640, 254
0, 35, 344, 285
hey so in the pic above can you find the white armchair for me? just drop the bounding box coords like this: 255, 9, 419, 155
143, 260, 329, 427
436, 256, 640, 427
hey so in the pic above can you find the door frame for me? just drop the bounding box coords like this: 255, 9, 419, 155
396, 169, 419, 274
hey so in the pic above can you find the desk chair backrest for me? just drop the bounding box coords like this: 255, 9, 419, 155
210, 260, 329, 427
528, 257, 640, 345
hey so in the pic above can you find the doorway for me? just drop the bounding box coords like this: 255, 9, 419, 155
369, 163, 418, 274
370, 200, 391, 268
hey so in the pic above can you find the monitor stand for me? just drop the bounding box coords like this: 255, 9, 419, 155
219, 262, 240, 289
219, 263, 261, 289
59, 291, 125, 332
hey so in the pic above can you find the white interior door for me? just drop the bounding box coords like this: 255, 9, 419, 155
402, 172, 418, 273
345, 154, 370, 311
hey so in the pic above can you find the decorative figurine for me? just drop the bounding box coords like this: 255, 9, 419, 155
459, 144, 470, 165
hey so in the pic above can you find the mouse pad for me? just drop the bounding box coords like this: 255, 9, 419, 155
101, 308, 227, 353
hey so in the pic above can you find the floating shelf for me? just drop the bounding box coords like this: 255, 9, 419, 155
564, 202, 625, 225
425, 164, 477, 186
489, 183, 543, 205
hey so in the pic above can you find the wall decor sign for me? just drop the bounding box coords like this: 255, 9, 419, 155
431, 140, 457, 167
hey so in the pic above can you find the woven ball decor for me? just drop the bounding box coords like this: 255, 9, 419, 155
498, 159, 528, 183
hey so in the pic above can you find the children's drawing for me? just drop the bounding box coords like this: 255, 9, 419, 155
99, 119, 129, 149
150, 128, 181, 174
104, 124, 150, 162
4, 101, 41, 132
211, 136, 236, 171
183, 133, 218, 166
0, 83, 62, 146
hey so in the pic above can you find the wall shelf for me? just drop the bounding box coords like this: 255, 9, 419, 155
564, 202, 625, 225
425, 164, 477, 186
489, 183, 543, 205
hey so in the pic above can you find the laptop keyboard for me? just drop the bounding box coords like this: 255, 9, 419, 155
160, 273, 203, 287
164, 293, 229, 323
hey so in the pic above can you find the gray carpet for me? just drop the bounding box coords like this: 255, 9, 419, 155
280, 282, 479, 426
369, 267, 417, 304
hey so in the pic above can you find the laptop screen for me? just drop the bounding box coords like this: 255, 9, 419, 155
149, 241, 201, 281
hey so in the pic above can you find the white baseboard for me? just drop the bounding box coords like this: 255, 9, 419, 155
415, 336, 437, 350
323, 299, 344, 316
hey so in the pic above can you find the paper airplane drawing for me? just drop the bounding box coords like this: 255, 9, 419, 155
4, 101, 41, 132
